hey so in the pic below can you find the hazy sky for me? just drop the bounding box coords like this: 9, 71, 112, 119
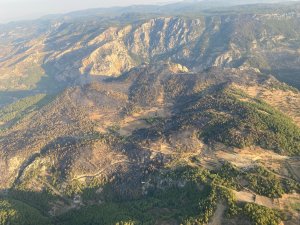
0, 0, 179, 23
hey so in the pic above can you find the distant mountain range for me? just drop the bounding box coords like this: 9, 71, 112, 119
1, 1, 300, 105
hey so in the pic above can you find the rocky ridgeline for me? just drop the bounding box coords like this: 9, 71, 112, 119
0, 10, 300, 93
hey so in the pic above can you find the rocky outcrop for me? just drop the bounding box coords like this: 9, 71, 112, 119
0, 7, 300, 92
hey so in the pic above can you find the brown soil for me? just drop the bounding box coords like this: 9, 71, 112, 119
209, 203, 226, 225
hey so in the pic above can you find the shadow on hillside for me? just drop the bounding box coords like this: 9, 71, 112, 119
0, 71, 72, 108
0, 73, 65, 108
0, 90, 35, 107
269, 69, 300, 90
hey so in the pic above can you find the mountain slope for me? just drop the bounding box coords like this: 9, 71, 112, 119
1, 2, 300, 108
1, 63, 299, 224
0, 2, 300, 225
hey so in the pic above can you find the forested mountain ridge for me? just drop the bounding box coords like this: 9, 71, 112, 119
0, 2, 300, 225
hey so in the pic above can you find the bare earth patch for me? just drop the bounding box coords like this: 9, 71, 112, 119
119, 119, 150, 136
119, 105, 172, 136
208, 203, 226, 225
215, 147, 288, 168
89, 112, 103, 120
